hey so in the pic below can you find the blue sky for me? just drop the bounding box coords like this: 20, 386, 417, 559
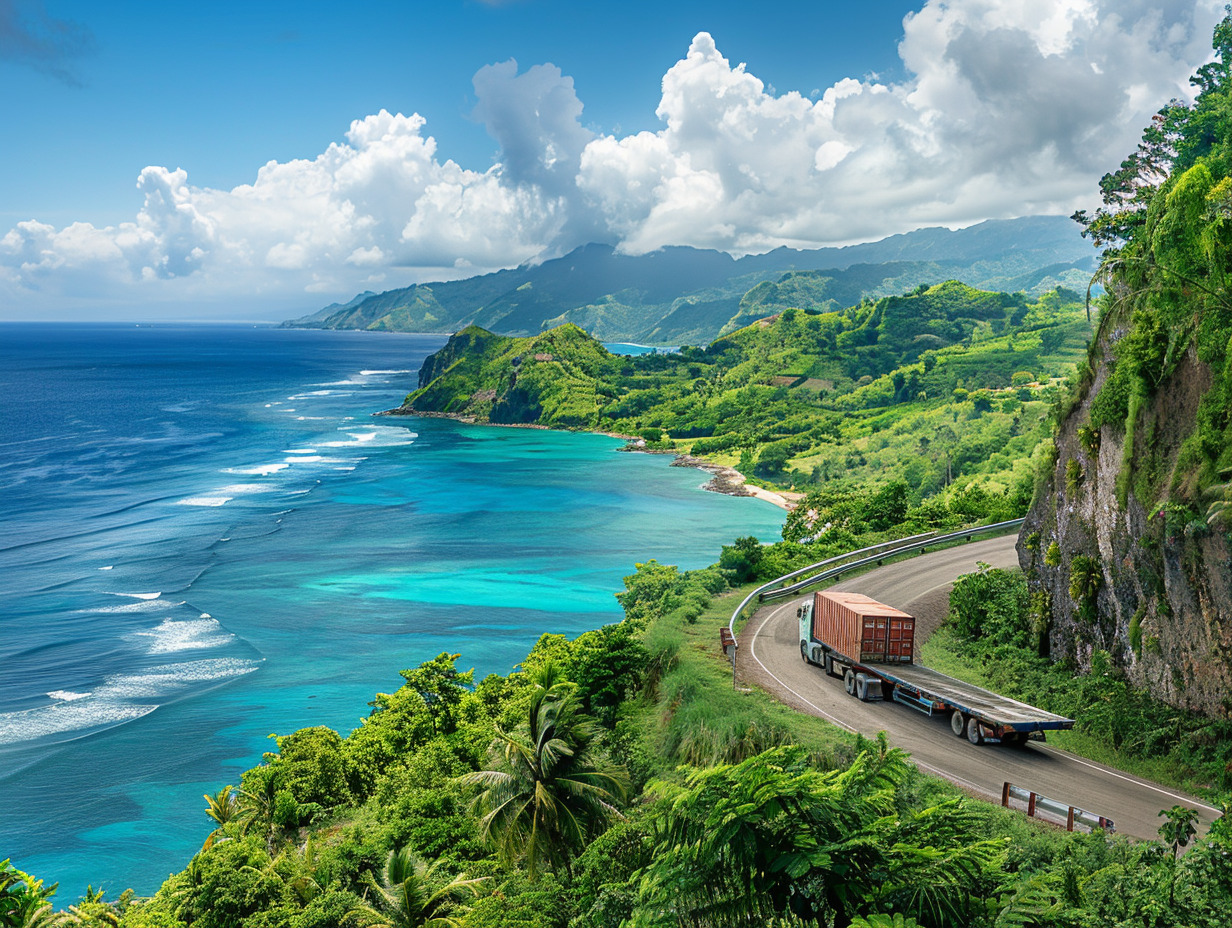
1, 1, 914, 228
0, 0, 1224, 319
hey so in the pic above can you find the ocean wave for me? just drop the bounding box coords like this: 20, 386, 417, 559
224, 463, 290, 476
360, 369, 414, 375
90, 597, 186, 614
102, 658, 259, 698
0, 701, 158, 746
287, 390, 355, 399
319, 427, 417, 449
131, 617, 236, 654
281, 455, 351, 465
215, 483, 271, 495
176, 495, 232, 507
0, 657, 260, 747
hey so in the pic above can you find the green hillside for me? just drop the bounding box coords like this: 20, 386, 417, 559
397, 281, 1090, 505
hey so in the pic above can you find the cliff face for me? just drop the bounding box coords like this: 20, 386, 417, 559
1020, 296, 1232, 717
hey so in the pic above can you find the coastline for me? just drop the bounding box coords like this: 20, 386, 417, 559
378, 406, 799, 511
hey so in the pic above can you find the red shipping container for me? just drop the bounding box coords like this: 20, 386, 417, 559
812, 591, 915, 664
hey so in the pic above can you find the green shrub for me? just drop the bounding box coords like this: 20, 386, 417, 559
948, 564, 1032, 648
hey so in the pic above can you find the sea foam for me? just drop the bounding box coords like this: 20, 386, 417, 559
132, 617, 236, 654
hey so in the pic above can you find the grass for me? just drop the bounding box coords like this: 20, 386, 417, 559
636, 584, 857, 774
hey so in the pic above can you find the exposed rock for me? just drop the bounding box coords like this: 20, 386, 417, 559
1021, 306, 1232, 717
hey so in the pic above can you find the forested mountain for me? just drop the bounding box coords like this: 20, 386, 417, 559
394, 281, 1090, 503
282, 216, 1096, 344
1022, 17, 1232, 716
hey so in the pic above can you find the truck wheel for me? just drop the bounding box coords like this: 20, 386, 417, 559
950, 710, 967, 737
844, 669, 856, 696
966, 718, 984, 745
800, 641, 809, 663
855, 673, 869, 702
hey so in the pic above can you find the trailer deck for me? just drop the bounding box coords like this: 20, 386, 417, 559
871, 661, 1073, 732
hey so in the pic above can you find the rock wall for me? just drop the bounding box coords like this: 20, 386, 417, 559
1019, 305, 1232, 717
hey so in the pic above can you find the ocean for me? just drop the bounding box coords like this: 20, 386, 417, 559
0, 323, 784, 896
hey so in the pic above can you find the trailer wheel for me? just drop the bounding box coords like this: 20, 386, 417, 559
844, 669, 856, 696
855, 673, 870, 702
966, 718, 984, 745
800, 641, 809, 663
950, 710, 967, 737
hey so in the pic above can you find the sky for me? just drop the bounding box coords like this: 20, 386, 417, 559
0, 0, 1225, 321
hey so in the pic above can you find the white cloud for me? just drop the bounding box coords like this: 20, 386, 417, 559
578, 0, 1223, 254
0, 0, 1224, 317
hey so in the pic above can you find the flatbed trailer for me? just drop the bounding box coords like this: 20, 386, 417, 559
799, 592, 1074, 745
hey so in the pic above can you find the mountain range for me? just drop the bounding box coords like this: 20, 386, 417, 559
283, 215, 1097, 345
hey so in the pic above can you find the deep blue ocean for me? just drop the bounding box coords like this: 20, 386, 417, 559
0, 324, 783, 896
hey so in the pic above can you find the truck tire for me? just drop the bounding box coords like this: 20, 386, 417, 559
855, 673, 869, 702
844, 669, 857, 696
966, 718, 984, 745
800, 641, 809, 663
950, 710, 967, 737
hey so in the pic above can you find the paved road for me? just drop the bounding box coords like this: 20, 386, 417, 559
736, 535, 1221, 840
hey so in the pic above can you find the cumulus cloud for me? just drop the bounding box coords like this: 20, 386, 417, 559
0, 0, 1224, 316
579, 0, 1224, 254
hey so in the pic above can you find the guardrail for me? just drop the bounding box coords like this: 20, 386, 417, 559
723, 519, 1025, 673
1002, 781, 1115, 833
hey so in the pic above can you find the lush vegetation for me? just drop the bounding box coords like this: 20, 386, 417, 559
10, 552, 1232, 928
1072, 12, 1232, 514
403, 281, 1089, 507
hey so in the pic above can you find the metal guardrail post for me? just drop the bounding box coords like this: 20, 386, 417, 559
1002, 781, 1115, 833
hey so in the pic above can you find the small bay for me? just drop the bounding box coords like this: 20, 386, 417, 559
0, 324, 783, 895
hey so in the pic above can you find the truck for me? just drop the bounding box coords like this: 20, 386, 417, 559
799, 590, 1074, 745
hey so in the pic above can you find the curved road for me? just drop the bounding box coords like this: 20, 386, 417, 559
736, 535, 1221, 840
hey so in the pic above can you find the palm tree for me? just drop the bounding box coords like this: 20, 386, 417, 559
204, 786, 241, 827
63, 887, 120, 928
0, 861, 63, 928
345, 847, 483, 928
459, 661, 628, 879
202, 785, 242, 849
233, 770, 280, 850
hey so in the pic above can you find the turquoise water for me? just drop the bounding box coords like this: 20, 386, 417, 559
0, 324, 783, 896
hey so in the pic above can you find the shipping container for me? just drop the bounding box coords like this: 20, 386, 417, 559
811, 591, 915, 664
